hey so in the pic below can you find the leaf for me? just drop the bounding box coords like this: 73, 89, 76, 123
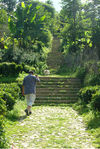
81, 38, 85, 42
40, 15, 46, 21
85, 31, 89, 36
4, 45, 8, 49
36, 5, 41, 10
21, 2, 25, 8
8, 17, 11, 23
29, 4, 32, 9
87, 39, 90, 44
1, 37, 4, 42
31, 14, 36, 23
89, 42, 92, 47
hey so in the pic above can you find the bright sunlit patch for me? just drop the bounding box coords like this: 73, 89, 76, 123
81, 0, 92, 3
39, 0, 62, 12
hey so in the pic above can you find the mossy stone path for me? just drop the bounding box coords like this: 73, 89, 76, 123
7, 105, 95, 148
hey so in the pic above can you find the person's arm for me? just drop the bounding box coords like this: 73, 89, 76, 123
22, 85, 24, 96
35, 75, 40, 82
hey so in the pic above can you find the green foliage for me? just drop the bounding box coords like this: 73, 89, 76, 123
0, 94, 7, 148
0, 9, 8, 24
1, 0, 17, 12
72, 101, 100, 148
84, 61, 100, 86
2, 92, 15, 111
46, 0, 53, 6
0, 62, 22, 76
0, 83, 20, 110
76, 67, 87, 84
37, 62, 47, 74
0, 0, 54, 74
87, 74, 100, 86
8, 1, 54, 48
92, 20, 100, 57
22, 64, 36, 73
91, 90, 100, 112
60, 0, 83, 53
0, 115, 7, 148
78, 86, 99, 104
0, 94, 6, 115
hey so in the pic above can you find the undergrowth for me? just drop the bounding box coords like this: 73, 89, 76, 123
72, 101, 100, 148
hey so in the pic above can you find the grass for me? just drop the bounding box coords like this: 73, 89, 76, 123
72, 101, 100, 148
5, 100, 94, 148
1, 73, 100, 148
40, 73, 77, 78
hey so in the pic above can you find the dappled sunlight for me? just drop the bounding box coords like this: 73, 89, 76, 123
6, 106, 94, 148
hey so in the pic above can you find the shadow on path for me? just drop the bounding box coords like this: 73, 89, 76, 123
18, 115, 27, 122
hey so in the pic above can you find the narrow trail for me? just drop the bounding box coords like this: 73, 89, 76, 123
7, 106, 95, 149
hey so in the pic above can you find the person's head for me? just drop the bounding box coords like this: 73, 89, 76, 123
29, 70, 34, 75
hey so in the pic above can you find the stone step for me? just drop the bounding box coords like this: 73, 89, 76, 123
35, 99, 77, 104
36, 90, 79, 93
47, 55, 62, 58
36, 85, 81, 88
37, 81, 81, 85
39, 79, 81, 84
36, 97, 77, 100
36, 77, 81, 104
39, 77, 80, 80
36, 88, 80, 92
46, 37, 63, 70
36, 94, 78, 97
48, 52, 62, 55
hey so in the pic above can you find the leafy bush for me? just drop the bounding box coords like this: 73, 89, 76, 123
37, 62, 47, 74
84, 61, 100, 86
3, 92, 15, 111
91, 90, 100, 112
0, 62, 22, 76
78, 86, 99, 104
0, 95, 7, 148
76, 67, 87, 84
0, 94, 6, 115
0, 83, 20, 110
0, 115, 7, 148
22, 63, 36, 73
86, 73, 100, 86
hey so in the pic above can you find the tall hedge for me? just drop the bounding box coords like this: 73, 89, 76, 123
0, 62, 22, 76
0, 83, 20, 111
78, 86, 100, 104
0, 95, 7, 148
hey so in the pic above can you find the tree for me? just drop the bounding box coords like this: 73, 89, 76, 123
46, 0, 53, 6
0, 0, 17, 12
60, 0, 82, 53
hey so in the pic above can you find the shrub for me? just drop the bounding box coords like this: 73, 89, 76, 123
0, 83, 20, 110
76, 67, 87, 85
0, 83, 20, 100
84, 61, 100, 86
0, 94, 6, 115
0, 62, 22, 76
78, 86, 99, 104
0, 91, 15, 111
3, 92, 15, 111
91, 90, 100, 112
37, 62, 47, 74
0, 115, 7, 148
87, 73, 100, 86
22, 63, 36, 73
0, 95, 7, 148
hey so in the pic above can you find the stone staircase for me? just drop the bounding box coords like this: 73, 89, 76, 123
46, 37, 63, 71
35, 77, 81, 104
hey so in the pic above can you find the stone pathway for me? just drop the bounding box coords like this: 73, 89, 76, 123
9, 106, 95, 149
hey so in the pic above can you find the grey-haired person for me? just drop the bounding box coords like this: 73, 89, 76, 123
22, 71, 40, 116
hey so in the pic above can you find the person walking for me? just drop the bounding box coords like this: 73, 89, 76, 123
22, 70, 40, 116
